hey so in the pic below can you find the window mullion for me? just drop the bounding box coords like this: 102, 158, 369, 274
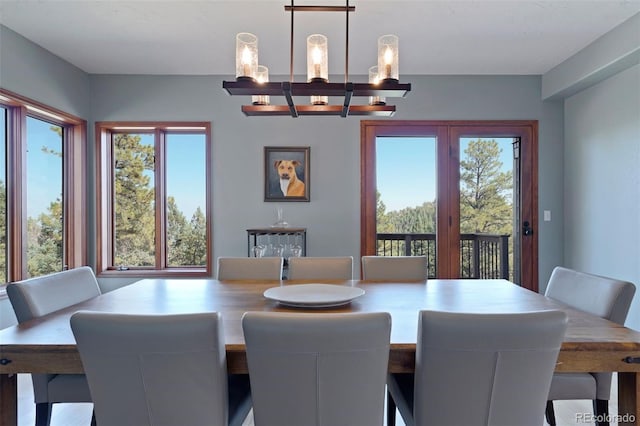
6, 106, 27, 280
155, 129, 167, 269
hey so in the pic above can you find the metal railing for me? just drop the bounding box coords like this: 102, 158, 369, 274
376, 233, 510, 279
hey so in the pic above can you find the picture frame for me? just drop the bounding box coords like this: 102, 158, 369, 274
264, 146, 310, 202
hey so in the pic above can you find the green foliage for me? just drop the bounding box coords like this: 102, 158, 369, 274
376, 190, 436, 235
386, 202, 436, 234
167, 199, 207, 266
181, 207, 207, 266
27, 199, 63, 277
113, 134, 156, 267
460, 139, 512, 235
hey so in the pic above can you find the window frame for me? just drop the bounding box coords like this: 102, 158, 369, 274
95, 121, 212, 278
0, 88, 87, 288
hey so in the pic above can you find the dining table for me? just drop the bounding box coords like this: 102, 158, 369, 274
2, 278, 640, 425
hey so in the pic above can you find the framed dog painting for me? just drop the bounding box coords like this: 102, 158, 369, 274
264, 146, 310, 202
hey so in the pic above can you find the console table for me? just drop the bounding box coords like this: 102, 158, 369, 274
246, 227, 307, 258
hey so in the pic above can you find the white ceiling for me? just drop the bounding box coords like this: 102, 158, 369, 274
1, 0, 639, 77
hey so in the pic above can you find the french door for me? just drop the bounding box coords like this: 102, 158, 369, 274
361, 120, 539, 291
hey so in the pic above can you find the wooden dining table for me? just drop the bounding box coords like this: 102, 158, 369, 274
2, 278, 640, 425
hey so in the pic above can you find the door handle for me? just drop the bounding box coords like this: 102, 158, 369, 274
523, 221, 534, 236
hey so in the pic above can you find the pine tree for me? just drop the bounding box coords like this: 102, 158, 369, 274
166, 196, 188, 266
113, 134, 155, 267
182, 207, 207, 266
460, 139, 512, 234
27, 199, 63, 276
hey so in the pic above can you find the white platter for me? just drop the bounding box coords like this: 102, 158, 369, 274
264, 284, 365, 308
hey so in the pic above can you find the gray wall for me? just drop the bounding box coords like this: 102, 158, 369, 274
541, 13, 640, 329
563, 64, 640, 329
0, 26, 90, 117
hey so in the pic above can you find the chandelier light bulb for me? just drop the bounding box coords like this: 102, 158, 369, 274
377, 34, 399, 82
235, 32, 259, 81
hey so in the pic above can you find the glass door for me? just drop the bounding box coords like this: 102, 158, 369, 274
361, 121, 538, 290
375, 136, 437, 277
458, 137, 516, 282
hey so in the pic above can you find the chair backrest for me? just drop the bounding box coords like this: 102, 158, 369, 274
545, 266, 636, 324
71, 311, 231, 426
361, 255, 428, 281
242, 311, 391, 426
413, 310, 567, 426
545, 266, 636, 399
7, 266, 101, 323
216, 256, 283, 280
287, 256, 353, 280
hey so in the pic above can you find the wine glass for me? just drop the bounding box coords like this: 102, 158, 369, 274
291, 245, 303, 258
291, 234, 303, 258
252, 244, 265, 258
273, 234, 284, 257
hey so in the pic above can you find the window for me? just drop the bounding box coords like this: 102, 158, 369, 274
96, 122, 211, 277
0, 89, 86, 285
26, 117, 64, 275
361, 120, 539, 291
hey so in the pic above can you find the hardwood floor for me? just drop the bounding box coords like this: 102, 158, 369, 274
17, 373, 618, 425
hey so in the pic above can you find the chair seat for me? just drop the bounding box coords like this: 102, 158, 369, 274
48, 374, 92, 403
547, 373, 597, 400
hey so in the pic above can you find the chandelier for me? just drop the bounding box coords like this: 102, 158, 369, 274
222, 1, 411, 118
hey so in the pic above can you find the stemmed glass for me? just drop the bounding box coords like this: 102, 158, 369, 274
252, 244, 265, 258
291, 234, 303, 258
272, 234, 284, 257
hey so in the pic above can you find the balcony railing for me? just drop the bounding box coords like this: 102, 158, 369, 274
376, 233, 510, 279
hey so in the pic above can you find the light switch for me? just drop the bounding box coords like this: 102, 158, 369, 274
544, 210, 551, 222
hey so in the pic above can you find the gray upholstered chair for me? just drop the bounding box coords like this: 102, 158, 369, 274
6, 266, 100, 426
286, 256, 353, 280
70, 311, 252, 426
387, 309, 568, 426
242, 311, 391, 426
361, 255, 428, 281
544, 266, 636, 426
216, 256, 283, 280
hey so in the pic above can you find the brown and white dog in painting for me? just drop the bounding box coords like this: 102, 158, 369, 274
274, 160, 305, 197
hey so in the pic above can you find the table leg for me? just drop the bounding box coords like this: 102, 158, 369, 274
618, 372, 640, 425
0, 373, 17, 426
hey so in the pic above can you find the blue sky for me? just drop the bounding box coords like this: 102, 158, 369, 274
26, 117, 62, 218
0, 114, 64, 217
165, 133, 206, 218
376, 136, 514, 212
